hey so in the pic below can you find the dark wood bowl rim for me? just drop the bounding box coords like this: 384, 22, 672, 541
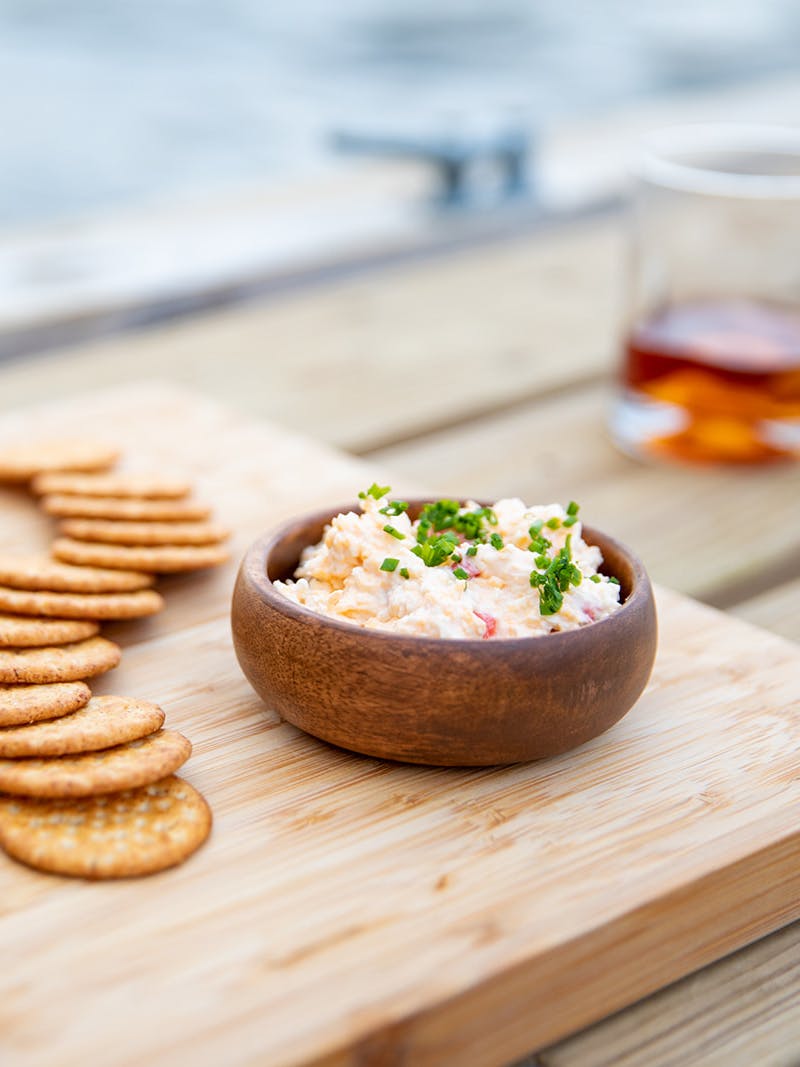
242, 500, 653, 651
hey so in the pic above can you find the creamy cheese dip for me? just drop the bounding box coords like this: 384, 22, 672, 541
275, 488, 622, 640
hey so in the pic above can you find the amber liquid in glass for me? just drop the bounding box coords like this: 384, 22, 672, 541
620, 298, 800, 463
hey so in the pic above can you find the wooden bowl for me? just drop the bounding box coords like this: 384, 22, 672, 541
231, 502, 658, 766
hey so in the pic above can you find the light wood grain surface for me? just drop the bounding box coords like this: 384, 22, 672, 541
0, 384, 798, 1067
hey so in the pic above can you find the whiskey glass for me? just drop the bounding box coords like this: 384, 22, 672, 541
611, 124, 800, 464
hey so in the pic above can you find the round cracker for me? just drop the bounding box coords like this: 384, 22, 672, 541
42, 494, 212, 522
0, 585, 164, 620
0, 729, 191, 797
0, 555, 153, 593
0, 695, 165, 757
0, 613, 99, 648
59, 518, 230, 546
0, 682, 91, 727
0, 776, 211, 879
0, 440, 119, 482
0, 636, 121, 684
32, 472, 190, 499
53, 538, 229, 574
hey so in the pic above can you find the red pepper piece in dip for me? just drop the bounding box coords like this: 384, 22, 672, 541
474, 611, 497, 639
453, 557, 481, 579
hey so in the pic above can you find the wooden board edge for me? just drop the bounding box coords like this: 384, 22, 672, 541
309, 821, 800, 1067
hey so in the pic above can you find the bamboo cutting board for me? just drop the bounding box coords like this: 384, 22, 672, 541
1, 383, 799, 1067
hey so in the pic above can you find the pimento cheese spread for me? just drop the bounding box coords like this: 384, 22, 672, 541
275, 486, 622, 640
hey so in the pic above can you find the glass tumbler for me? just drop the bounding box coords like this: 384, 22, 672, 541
611, 124, 800, 465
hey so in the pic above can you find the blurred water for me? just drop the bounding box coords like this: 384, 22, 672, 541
1, 0, 799, 227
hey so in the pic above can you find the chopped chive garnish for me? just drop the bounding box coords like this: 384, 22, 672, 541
380, 557, 399, 572
466, 545, 478, 557
414, 500, 500, 543
383, 524, 405, 540
453, 567, 469, 581
359, 482, 390, 501
529, 520, 544, 537
608, 576, 620, 585
418, 499, 460, 531
566, 500, 580, 516
589, 574, 602, 583
563, 516, 578, 527
399, 567, 410, 579
529, 533, 582, 615
411, 534, 458, 567
379, 499, 409, 516
545, 517, 561, 529
490, 533, 504, 550
452, 551, 462, 562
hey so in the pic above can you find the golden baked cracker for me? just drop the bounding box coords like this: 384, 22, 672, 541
53, 538, 229, 573
0, 585, 163, 620
0, 440, 119, 482
0, 729, 190, 797
0, 555, 153, 592
42, 494, 212, 522
0, 695, 165, 757
0, 776, 211, 879
0, 613, 98, 648
59, 518, 230, 546
32, 472, 190, 499
0, 636, 121, 684
0, 682, 91, 727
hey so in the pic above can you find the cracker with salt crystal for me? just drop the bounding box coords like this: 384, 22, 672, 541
0, 729, 191, 797
0, 776, 211, 878
0, 682, 91, 727
0, 636, 121, 685
0, 695, 165, 758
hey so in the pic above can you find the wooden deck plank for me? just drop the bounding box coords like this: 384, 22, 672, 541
372, 384, 800, 607
537, 921, 800, 1067
730, 579, 800, 644
0, 217, 620, 453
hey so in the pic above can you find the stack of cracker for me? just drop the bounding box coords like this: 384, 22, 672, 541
0, 439, 217, 878
36, 471, 230, 573
0, 689, 210, 878
0, 437, 230, 577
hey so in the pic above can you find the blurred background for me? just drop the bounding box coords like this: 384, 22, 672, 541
1, 1, 799, 636
2, 0, 800, 357
5, 0, 800, 220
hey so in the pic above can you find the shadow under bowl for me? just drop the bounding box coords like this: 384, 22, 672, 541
231, 502, 658, 766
